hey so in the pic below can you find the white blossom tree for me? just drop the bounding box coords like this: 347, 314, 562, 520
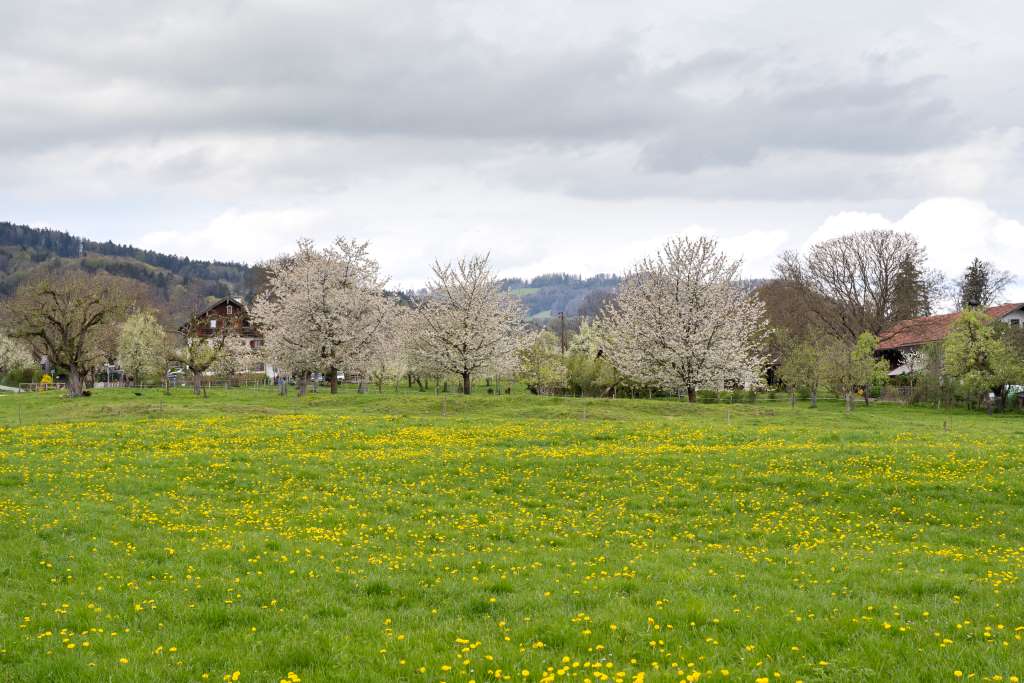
211, 336, 259, 379
599, 236, 767, 402
367, 309, 409, 392
0, 335, 36, 379
409, 254, 526, 395
251, 238, 394, 396
117, 311, 168, 385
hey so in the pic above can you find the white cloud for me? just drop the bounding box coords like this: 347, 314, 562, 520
138, 208, 328, 264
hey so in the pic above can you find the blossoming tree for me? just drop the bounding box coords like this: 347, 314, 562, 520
409, 254, 526, 395
599, 236, 767, 401
251, 238, 393, 395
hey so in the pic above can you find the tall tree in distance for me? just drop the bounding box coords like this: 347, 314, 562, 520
775, 229, 932, 340
409, 254, 526, 395
3, 272, 132, 396
251, 238, 394, 395
957, 258, 1015, 309
599, 236, 767, 402
891, 254, 934, 321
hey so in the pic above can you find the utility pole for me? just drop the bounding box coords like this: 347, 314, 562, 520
559, 312, 566, 354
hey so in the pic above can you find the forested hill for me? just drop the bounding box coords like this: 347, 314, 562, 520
499, 273, 621, 318
0, 221, 255, 319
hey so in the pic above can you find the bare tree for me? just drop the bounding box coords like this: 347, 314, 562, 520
3, 272, 132, 396
251, 238, 393, 395
775, 229, 934, 341
599, 236, 767, 402
409, 254, 526, 395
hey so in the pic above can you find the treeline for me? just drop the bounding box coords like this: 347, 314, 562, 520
0, 221, 249, 282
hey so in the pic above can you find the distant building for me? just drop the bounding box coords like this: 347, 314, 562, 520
877, 302, 1024, 371
181, 297, 269, 375
185, 297, 262, 346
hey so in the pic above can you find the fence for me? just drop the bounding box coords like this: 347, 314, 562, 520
19, 382, 67, 392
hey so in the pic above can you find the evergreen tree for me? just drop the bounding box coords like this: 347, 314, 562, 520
957, 258, 1014, 310
891, 255, 930, 320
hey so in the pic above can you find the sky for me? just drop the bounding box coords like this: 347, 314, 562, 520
2, 0, 1023, 298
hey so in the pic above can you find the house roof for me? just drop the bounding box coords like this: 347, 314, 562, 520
877, 303, 1024, 351
178, 297, 252, 334
198, 296, 246, 316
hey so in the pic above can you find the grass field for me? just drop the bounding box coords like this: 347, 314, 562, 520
1, 388, 1023, 682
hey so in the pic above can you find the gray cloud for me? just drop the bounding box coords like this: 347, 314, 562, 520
1, 0, 1023, 286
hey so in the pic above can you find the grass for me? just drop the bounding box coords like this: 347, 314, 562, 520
1, 387, 1023, 682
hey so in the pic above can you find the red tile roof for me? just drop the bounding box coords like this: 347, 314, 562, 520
877, 303, 1024, 351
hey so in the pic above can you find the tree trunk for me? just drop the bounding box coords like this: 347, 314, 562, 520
810, 389, 817, 408
192, 372, 202, 396
845, 392, 853, 413
686, 386, 696, 403
297, 372, 308, 397
862, 388, 870, 406
789, 389, 796, 408
67, 367, 84, 397
328, 367, 338, 394
462, 372, 471, 395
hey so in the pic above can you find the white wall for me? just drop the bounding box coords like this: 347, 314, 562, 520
1000, 308, 1024, 327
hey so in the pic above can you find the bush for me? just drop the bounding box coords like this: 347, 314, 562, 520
696, 389, 718, 403
2, 367, 41, 386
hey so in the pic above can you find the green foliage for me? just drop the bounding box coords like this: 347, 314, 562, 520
778, 334, 830, 399
696, 389, 718, 403
944, 309, 1022, 403
891, 254, 931, 319
517, 331, 567, 394
563, 321, 618, 396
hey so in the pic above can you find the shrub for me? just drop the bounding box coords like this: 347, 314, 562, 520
696, 389, 718, 403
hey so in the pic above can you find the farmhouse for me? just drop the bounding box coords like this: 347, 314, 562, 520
182, 297, 269, 375
185, 297, 263, 348
877, 302, 1024, 371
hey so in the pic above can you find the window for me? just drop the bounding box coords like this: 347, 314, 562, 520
226, 304, 233, 315
1012, 319, 1021, 327
209, 319, 217, 329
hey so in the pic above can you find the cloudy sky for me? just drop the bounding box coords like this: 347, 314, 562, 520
2, 0, 1022, 298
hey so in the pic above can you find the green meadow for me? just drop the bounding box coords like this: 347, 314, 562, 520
1, 388, 1023, 682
